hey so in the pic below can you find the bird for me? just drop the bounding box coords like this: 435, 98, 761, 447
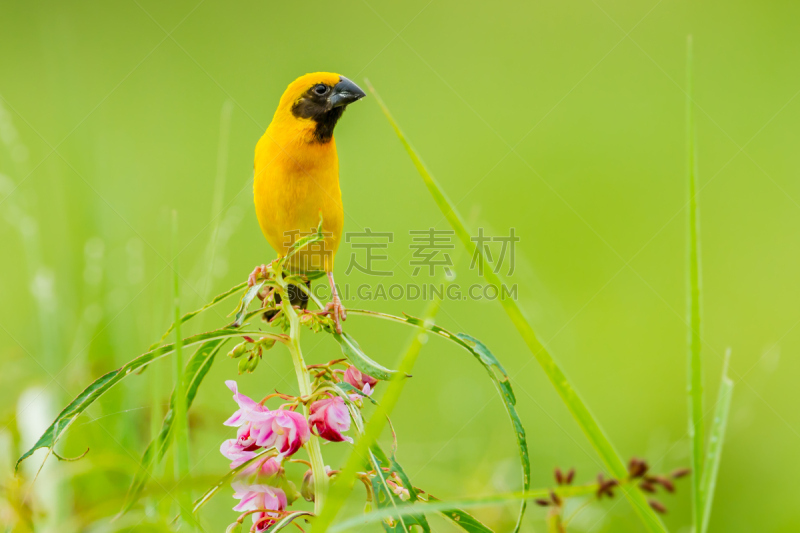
250, 72, 366, 334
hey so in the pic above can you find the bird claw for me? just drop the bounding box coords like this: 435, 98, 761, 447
248, 264, 267, 287
325, 298, 347, 334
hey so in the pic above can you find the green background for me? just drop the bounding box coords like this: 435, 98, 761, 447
1, 0, 799, 531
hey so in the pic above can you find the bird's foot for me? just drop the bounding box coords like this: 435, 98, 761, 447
325, 297, 347, 334
248, 264, 267, 287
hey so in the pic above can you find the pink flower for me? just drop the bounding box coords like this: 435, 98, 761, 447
232, 482, 287, 532
240, 456, 282, 479
223, 380, 310, 458
220, 438, 258, 468
254, 409, 310, 457
309, 397, 352, 443
344, 366, 379, 395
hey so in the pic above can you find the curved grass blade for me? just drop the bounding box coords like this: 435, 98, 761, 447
152, 282, 247, 348
329, 484, 598, 532
367, 82, 666, 532
700, 349, 733, 533
334, 332, 398, 381
346, 310, 529, 529
119, 339, 227, 516
16, 328, 284, 470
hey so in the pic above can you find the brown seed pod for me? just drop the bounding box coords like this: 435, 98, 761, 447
565, 468, 575, 485
554, 467, 564, 485
639, 481, 656, 493
670, 467, 691, 479
535, 499, 551, 507
648, 499, 667, 514
655, 476, 675, 493
550, 489, 562, 507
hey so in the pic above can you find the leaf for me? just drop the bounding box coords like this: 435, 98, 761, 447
367, 82, 667, 532
15, 328, 284, 470
119, 339, 226, 516
152, 282, 247, 349
231, 280, 266, 327
700, 349, 733, 533
436, 506, 493, 533
334, 332, 398, 381
369, 448, 430, 533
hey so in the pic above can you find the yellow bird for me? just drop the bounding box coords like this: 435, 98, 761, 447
250, 72, 366, 333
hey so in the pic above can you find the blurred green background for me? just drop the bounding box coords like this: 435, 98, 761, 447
2, 0, 799, 531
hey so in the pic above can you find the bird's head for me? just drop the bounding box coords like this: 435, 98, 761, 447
274, 72, 366, 143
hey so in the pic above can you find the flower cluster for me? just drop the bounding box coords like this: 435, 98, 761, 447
222, 366, 381, 531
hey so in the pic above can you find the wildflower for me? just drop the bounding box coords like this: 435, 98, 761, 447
309, 397, 352, 443
343, 366, 378, 395
254, 409, 310, 457
223, 380, 310, 458
220, 438, 258, 468
240, 455, 283, 480
232, 482, 288, 531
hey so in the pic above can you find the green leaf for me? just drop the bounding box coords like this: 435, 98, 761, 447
15, 328, 284, 470
700, 349, 733, 533
333, 332, 398, 381
435, 504, 493, 533
685, 35, 705, 533
152, 282, 247, 349
119, 339, 226, 516
369, 448, 430, 533
367, 82, 666, 533
231, 280, 266, 327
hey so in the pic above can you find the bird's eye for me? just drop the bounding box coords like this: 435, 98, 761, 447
313, 84, 328, 95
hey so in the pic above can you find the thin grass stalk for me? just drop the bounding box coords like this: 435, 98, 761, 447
700, 349, 733, 533
685, 35, 705, 532
171, 212, 192, 526
313, 296, 443, 532
366, 81, 667, 532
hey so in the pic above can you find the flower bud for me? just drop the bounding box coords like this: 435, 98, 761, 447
238, 353, 260, 374
228, 341, 248, 359
344, 366, 379, 395
226, 522, 242, 533
301, 469, 315, 502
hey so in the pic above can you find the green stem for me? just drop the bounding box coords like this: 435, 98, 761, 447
281, 298, 328, 514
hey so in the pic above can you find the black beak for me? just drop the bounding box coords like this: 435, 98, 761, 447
330, 76, 366, 108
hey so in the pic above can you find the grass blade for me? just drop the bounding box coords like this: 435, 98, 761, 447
685, 35, 705, 531
700, 349, 733, 533
171, 212, 193, 526
366, 81, 667, 532
333, 332, 399, 381
329, 484, 600, 532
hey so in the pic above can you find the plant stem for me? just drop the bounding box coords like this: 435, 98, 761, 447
281, 299, 328, 515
